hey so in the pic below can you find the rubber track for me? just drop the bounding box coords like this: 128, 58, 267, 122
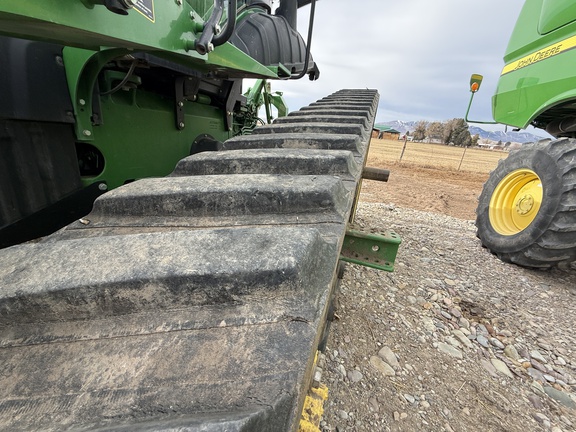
0, 89, 379, 431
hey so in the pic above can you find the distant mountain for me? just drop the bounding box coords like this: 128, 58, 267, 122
375, 121, 418, 135
467, 126, 543, 144
376, 121, 545, 144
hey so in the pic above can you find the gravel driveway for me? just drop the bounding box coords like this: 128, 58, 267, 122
320, 202, 576, 432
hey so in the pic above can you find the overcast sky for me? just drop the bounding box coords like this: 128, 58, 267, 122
268, 0, 530, 132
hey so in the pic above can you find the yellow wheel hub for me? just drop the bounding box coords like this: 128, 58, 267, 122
489, 169, 543, 235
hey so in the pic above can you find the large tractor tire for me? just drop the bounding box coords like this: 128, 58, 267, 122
476, 138, 576, 268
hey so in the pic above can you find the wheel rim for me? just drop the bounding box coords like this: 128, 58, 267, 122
489, 169, 543, 235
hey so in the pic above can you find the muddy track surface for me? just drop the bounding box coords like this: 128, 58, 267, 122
0, 90, 379, 432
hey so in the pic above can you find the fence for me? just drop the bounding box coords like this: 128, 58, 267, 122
368, 139, 508, 174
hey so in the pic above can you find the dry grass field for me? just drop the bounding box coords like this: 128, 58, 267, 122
360, 139, 511, 220
367, 138, 507, 173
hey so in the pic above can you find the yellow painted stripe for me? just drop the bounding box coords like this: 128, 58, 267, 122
298, 384, 329, 432
501, 34, 576, 75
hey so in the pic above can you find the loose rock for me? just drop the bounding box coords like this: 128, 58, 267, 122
369, 356, 395, 376
543, 386, 576, 409
491, 358, 514, 379
378, 346, 400, 370
319, 199, 576, 432
436, 342, 463, 359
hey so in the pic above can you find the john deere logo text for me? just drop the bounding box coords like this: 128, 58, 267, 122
501, 35, 576, 75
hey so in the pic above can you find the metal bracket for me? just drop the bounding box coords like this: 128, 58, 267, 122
175, 76, 201, 130
340, 228, 401, 272
224, 80, 244, 131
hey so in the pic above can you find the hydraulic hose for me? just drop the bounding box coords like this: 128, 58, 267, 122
100, 60, 138, 95
290, 0, 316, 80
213, 0, 237, 47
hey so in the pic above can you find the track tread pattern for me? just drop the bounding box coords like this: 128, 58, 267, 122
0, 89, 379, 431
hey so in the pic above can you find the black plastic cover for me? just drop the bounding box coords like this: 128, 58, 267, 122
0, 36, 74, 123
0, 120, 83, 246
230, 11, 316, 77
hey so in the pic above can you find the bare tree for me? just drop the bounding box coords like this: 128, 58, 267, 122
413, 120, 428, 141
442, 118, 459, 144
426, 121, 444, 142
471, 134, 480, 146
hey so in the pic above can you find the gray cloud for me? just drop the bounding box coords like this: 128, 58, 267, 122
271, 0, 526, 128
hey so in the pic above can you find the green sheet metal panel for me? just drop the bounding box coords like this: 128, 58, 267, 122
0, 1, 277, 79
538, 0, 576, 34
492, 0, 576, 128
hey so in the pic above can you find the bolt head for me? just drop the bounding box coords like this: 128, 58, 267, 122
83, 130, 92, 137
179, 122, 185, 128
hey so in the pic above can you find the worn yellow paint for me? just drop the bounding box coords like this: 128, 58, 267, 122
298, 383, 329, 432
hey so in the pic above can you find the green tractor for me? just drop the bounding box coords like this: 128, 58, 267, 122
0, 1, 399, 431
469, 0, 576, 268
0, 0, 318, 248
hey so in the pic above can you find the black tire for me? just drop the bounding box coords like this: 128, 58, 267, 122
476, 138, 576, 268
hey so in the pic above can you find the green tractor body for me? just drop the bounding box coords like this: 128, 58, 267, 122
493, 0, 576, 133
0, 0, 314, 247
474, 0, 576, 268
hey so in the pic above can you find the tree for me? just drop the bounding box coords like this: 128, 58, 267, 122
426, 121, 444, 142
442, 118, 459, 144
413, 121, 428, 141
471, 134, 480, 147
449, 118, 472, 147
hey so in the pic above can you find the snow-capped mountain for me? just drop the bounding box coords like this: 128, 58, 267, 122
467, 126, 545, 144
376, 121, 419, 134
376, 121, 547, 144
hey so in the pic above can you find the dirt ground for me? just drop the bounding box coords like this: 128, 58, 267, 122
360, 161, 490, 220
319, 160, 576, 432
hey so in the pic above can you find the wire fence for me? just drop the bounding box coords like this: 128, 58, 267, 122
368, 139, 508, 174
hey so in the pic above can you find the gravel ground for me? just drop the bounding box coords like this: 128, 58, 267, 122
320, 202, 576, 432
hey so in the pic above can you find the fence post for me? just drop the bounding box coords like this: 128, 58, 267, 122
399, 136, 408, 162
458, 146, 467, 171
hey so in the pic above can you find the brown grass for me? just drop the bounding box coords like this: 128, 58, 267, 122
367, 138, 507, 174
